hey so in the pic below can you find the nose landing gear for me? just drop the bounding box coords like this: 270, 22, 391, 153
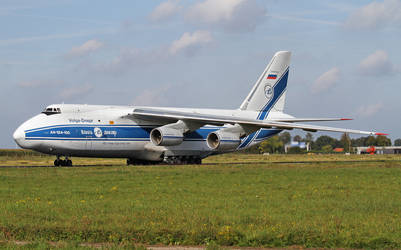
54, 156, 72, 167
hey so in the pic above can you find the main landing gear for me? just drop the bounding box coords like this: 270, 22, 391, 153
54, 156, 72, 167
126, 158, 154, 165
126, 156, 202, 166
164, 156, 202, 165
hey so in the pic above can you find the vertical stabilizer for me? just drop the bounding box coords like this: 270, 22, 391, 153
240, 51, 291, 120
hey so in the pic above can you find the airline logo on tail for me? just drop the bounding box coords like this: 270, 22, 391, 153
264, 85, 273, 99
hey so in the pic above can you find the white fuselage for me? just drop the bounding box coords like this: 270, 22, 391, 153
13, 104, 289, 161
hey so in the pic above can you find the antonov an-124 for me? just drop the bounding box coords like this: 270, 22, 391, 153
13, 51, 386, 166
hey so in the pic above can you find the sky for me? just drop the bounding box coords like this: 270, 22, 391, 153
1, 0, 401, 148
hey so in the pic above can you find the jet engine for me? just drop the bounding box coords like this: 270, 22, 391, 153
150, 120, 198, 146
206, 130, 242, 151
207, 124, 258, 151
150, 126, 183, 146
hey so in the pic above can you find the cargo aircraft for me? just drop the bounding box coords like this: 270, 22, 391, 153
13, 51, 386, 166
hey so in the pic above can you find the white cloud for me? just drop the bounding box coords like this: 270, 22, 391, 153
97, 47, 169, 74
96, 31, 212, 74
343, 0, 401, 30
59, 84, 94, 100
358, 50, 396, 76
185, 0, 266, 32
67, 39, 103, 57
188, 0, 243, 23
149, 0, 182, 22
311, 67, 341, 94
169, 30, 212, 55
18, 80, 48, 88
132, 85, 172, 106
355, 103, 384, 117
106, 49, 142, 72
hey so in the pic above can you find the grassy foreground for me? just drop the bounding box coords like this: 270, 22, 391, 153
1, 149, 401, 166
0, 153, 401, 248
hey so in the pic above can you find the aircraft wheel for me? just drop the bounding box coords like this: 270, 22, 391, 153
165, 158, 173, 164
182, 156, 189, 165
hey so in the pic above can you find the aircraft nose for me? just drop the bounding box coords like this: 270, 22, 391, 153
13, 126, 26, 148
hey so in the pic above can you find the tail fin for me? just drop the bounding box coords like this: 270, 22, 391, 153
240, 51, 291, 120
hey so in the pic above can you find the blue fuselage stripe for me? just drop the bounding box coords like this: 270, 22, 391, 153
25, 125, 217, 140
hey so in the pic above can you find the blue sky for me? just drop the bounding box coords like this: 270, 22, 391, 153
1, 0, 401, 148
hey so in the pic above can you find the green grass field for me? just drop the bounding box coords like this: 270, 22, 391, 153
1, 151, 401, 249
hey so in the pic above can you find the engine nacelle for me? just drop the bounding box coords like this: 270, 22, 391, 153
150, 126, 184, 146
206, 130, 241, 151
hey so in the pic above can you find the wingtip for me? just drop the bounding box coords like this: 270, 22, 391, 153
341, 118, 353, 121
375, 132, 389, 136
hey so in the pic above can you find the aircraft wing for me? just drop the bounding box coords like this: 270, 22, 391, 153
273, 118, 352, 122
130, 108, 386, 136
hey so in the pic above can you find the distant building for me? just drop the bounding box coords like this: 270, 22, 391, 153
284, 141, 310, 153
355, 146, 401, 154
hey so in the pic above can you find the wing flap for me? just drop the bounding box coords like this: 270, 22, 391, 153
273, 118, 352, 122
258, 120, 379, 135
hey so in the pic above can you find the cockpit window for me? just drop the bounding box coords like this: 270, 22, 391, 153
42, 107, 61, 115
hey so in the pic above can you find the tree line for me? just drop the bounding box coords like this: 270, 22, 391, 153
242, 132, 400, 154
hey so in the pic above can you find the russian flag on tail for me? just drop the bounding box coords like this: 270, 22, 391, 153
267, 74, 277, 79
